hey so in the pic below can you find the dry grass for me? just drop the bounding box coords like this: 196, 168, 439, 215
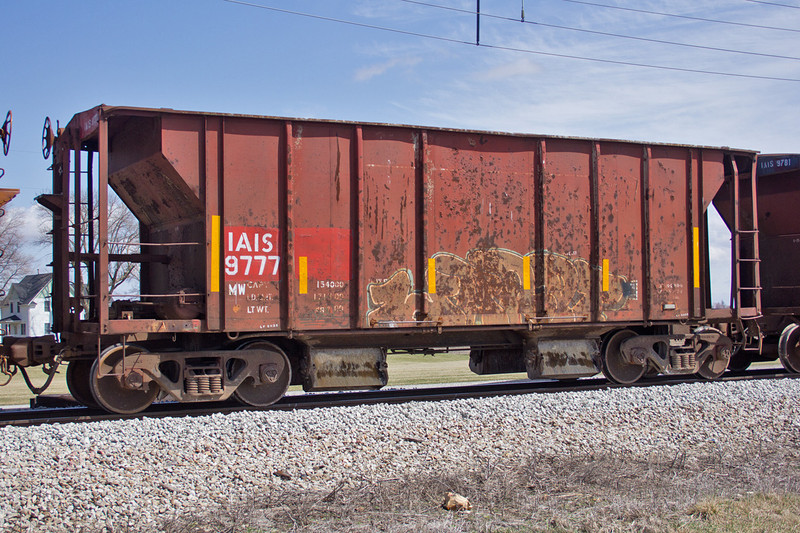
159, 445, 800, 532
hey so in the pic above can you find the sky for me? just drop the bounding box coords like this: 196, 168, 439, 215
2, 0, 799, 303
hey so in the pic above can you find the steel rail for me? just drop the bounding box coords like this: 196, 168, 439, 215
0, 368, 796, 428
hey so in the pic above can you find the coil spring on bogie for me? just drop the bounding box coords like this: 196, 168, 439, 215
671, 351, 697, 371
185, 374, 223, 395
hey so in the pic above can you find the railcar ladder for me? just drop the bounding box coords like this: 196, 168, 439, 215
730, 155, 762, 320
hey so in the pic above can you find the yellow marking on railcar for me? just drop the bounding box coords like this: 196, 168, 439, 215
693, 226, 700, 289
523, 256, 531, 290
428, 257, 436, 294
602, 258, 610, 292
211, 215, 221, 292
299, 256, 308, 294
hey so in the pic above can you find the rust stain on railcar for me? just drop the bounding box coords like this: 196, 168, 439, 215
366, 248, 634, 326
647, 147, 691, 318
426, 132, 532, 257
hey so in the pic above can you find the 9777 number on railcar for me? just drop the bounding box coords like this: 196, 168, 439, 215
1, 105, 798, 414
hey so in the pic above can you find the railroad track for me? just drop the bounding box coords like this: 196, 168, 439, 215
1, 368, 796, 428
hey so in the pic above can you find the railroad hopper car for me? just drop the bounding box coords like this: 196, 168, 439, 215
717, 154, 800, 373
0, 106, 761, 413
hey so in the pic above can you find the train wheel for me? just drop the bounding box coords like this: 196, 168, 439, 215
66, 360, 100, 408
695, 329, 732, 380
601, 330, 645, 384
778, 324, 800, 374
90, 345, 160, 414
233, 341, 291, 407
696, 351, 728, 380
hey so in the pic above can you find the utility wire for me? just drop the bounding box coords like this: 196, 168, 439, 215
401, 0, 800, 62
556, 0, 800, 33
746, 0, 800, 8
223, 0, 800, 82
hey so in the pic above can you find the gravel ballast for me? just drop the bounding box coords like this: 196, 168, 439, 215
1, 378, 799, 532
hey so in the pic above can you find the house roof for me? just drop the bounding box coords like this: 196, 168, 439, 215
0, 314, 21, 322
4, 274, 53, 305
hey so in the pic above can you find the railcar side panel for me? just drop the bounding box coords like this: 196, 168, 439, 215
541, 139, 593, 322
361, 127, 421, 328
597, 142, 645, 322
221, 118, 283, 331
647, 146, 691, 321
289, 122, 354, 329
424, 131, 536, 327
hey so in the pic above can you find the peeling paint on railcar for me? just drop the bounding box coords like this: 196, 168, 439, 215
366, 248, 635, 326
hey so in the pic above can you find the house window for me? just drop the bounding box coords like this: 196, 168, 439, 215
9, 302, 14, 313
44, 323, 51, 333
20, 324, 26, 336
44, 300, 51, 312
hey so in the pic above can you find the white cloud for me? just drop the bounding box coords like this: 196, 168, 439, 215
354, 56, 422, 82
478, 57, 542, 80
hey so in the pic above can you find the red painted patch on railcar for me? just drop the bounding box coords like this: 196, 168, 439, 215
294, 227, 351, 281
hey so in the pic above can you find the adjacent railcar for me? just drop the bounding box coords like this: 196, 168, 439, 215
1, 106, 760, 413
717, 154, 800, 372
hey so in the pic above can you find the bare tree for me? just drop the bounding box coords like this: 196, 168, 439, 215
105, 194, 139, 293
37, 192, 140, 295
0, 211, 34, 296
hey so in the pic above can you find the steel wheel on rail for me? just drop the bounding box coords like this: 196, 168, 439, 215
695, 328, 732, 380
66, 359, 100, 408
779, 324, 800, 374
89, 344, 160, 414
601, 329, 645, 385
233, 341, 291, 407
696, 349, 729, 380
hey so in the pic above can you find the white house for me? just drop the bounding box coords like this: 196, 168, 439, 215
0, 273, 53, 338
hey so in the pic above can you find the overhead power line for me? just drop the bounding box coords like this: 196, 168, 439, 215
223, 0, 800, 82
400, 0, 800, 62
746, 0, 800, 9
557, 0, 800, 33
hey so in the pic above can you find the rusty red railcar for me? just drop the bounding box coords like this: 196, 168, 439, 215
1, 106, 760, 413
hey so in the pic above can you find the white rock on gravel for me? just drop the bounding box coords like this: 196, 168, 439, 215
1, 378, 799, 532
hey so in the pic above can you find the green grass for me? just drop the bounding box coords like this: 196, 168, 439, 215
683, 493, 800, 532
0, 366, 71, 406
385, 350, 527, 386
